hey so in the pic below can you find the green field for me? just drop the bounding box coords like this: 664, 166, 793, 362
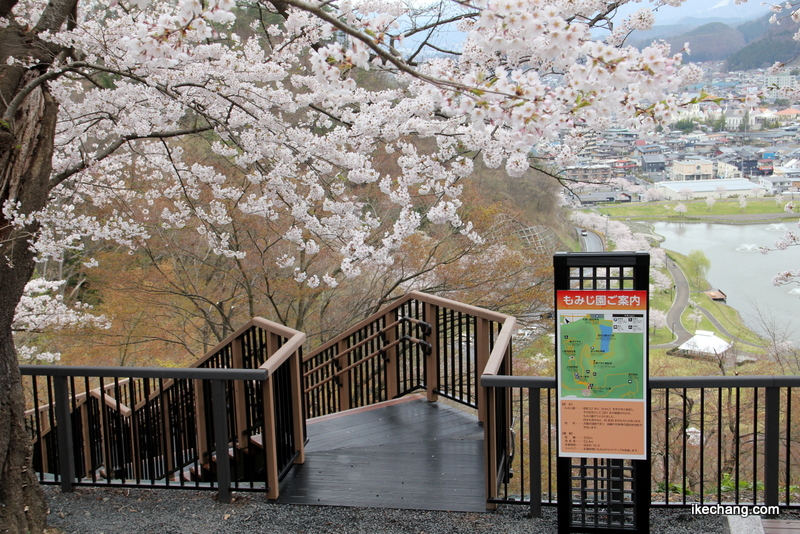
594, 198, 797, 221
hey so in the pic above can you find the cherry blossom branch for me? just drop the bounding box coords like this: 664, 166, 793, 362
278, 0, 470, 92
51, 124, 214, 187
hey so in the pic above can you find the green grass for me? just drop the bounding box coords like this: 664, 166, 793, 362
649, 326, 674, 345
593, 198, 793, 220
649, 287, 673, 313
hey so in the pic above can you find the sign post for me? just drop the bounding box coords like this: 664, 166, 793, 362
554, 252, 650, 534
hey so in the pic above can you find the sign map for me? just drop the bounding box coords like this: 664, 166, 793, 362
559, 312, 644, 400
556, 290, 648, 460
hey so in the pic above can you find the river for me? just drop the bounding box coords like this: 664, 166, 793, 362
651, 221, 800, 342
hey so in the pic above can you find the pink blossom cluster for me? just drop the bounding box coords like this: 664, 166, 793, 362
3, 0, 732, 341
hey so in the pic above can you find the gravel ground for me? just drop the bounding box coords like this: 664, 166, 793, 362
43, 486, 729, 534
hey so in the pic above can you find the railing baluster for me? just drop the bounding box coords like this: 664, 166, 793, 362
664, 388, 670, 505
53, 376, 75, 492
734, 386, 740, 503
765, 386, 780, 511
211, 378, 232, 503
700, 387, 705, 502
755, 387, 759, 505
787, 388, 793, 506
530, 387, 541, 519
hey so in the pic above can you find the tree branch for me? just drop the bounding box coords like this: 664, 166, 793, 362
51, 125, 214, 187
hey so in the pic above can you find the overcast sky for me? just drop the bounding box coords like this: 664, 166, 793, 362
618, 0, 771, 25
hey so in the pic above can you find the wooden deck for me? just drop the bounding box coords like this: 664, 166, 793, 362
764, 519, 800, 533
276, 395, 487, 512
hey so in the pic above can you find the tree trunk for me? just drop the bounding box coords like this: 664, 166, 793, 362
0, 68, 59, 534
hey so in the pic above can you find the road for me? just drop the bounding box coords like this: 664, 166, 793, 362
578, 228, 604, 252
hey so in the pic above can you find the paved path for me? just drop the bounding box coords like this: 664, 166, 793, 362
652, 256, 692, 350
652, 255, 762, 354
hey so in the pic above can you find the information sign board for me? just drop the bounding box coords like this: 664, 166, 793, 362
556, 290, 648, 460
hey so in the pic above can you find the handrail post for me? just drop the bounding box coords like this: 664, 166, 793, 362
194, 378, 209, 464
764, 385, 780, 511
231, 335, 248, 450
262, 375, 281, 499
476, 318, 490, 424
211, 379, 232, 504
384, 309, 399, 400
484, 384, 498, 510
80, 402, 92, 478
289, 348, 306, 464
337, 339, 351, 411
423, 301, 439, 403
162, 388, 175, 476
53, 376, 75, 492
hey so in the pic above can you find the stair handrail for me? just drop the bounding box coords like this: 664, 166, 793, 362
481, 315, 517, 377
307, 291, 509, 358
190, 317, 305, 370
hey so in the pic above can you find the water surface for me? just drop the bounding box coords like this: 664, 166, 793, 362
652, 221, 800, 342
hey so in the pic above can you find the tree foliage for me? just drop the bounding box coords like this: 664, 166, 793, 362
687, 249, 711, 284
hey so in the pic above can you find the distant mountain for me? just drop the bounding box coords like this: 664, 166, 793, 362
626, 9, 800, 70
613, 0, 771, 26
725, 13, 800, 70
630, 21, 747, 62
667, 22, 747, 62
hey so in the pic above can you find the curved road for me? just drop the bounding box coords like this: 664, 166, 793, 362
654, 255, 762, 350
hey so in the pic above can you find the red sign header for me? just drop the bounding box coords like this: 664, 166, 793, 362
557, 290, 647, 310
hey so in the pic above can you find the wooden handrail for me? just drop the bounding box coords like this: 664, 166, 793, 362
480, 317, 517, 377
89, 389, 133, 417
259, 331, 306, 376
305, 290, 509, 363
301, 317, 419, 377
24, 378, 130, 418
191, 317, 304, 370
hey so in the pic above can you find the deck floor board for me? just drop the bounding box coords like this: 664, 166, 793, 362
277, 397, 487, 512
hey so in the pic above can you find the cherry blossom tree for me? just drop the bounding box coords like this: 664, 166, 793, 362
650, 268, 672, 293
649, 307, 668, 336
674, 202, 688, 216
644, 188, 666, 202
705, 196, 716, 211
0, 0, 705, 530
765, 203, 800, 288
570, 210, 666, 266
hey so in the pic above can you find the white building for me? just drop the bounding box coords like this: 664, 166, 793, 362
657, 179, 766, 200
758, 175, 794, 194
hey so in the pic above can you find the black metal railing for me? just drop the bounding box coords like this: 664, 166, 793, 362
302, 291, 513, 422
22, 318, 305, 502
480, 374, 800, 512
